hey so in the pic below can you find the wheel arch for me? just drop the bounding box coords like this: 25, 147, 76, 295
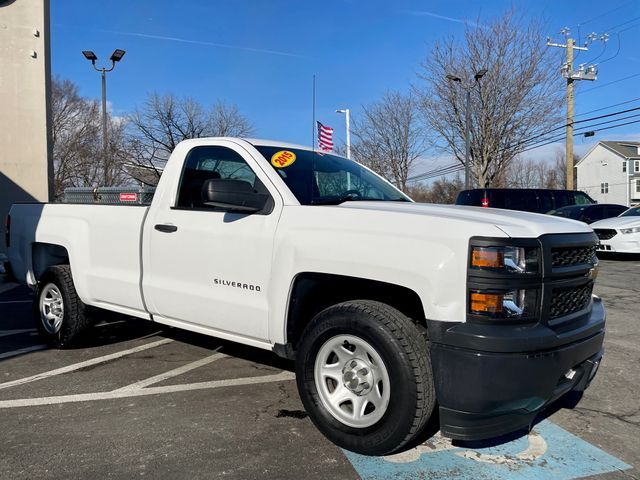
31, 242, 70, 282
283, 272, 427, 353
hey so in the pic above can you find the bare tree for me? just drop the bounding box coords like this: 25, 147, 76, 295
209, 101, 254, 137
406, 176, 464, 204
498, 149, 575, 189
415, 11, 564, 187
51, 77, 129, 198
351, 91, 425, 191
126, 93, 254, 185
552, 148, 575, 189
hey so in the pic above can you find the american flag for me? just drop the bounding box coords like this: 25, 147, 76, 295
317, 121, 334, 152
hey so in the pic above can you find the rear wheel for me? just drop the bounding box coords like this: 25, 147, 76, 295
296, 300, 435, 456
34, 265, 91, 348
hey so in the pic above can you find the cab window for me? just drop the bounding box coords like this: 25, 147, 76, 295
176, 146, 261, 209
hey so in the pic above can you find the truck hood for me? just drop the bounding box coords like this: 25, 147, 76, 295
590, 216, 640, 229
338, 202, 593, 238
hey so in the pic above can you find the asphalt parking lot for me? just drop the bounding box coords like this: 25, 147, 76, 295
0, 256, 638, 480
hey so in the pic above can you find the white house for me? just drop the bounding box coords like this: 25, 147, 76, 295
576, 141, 640, 207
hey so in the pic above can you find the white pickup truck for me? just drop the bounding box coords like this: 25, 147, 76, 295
5, 138, 605, 455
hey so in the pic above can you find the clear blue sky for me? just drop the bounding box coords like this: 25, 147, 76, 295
51, 0, 640, 166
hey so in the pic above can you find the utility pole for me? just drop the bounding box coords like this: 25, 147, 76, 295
547, 29, 604, 190
566, 38, 575, 190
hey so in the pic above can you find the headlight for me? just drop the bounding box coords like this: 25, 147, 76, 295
469, 289, 538, 319
620, 226, 640, 234
470, 246, 539, 274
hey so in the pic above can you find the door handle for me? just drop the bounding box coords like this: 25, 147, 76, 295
154, 224, 178, 233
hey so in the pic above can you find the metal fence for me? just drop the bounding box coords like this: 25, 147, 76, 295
63, 187, 156, 205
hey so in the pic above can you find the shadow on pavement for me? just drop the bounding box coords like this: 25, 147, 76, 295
597, 252, 640, 261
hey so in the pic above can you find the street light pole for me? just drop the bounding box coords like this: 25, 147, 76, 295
101, 69, 107, 163
446, 69, 488, 189
464, 88, 471, 190
82, 49, 126, 185
336, 108, 351, 159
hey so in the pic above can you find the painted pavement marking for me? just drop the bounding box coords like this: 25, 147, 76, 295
0, 371, 295, 409
346, 420, 631, 480
0, 300, 32, 304
0, 345, 48, 360
115, 350, 226, 391
0, 338, 172, 390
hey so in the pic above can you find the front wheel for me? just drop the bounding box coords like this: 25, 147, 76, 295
296, 300, 435, 456
34, 265, 91, 348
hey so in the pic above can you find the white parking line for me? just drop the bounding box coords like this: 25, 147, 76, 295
0, 371, 295, 409
115, 351, 226, 391
0, 345, 47, 360
0, 338, 173, 390
0, 300, 32, 304
0, 329, 36, 338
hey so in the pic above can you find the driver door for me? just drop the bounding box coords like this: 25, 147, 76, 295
142, 143, 281, 343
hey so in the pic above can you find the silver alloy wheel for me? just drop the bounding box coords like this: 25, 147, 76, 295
314, 334, 391, 428
39, 283, 64, 334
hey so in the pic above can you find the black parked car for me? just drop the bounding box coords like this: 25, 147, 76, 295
548, 203, 628, 224
455, 188, 595, 214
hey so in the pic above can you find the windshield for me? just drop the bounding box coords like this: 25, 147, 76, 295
549, 206, 585, 219
620, 206, 640, 217
255, 146, 410, 205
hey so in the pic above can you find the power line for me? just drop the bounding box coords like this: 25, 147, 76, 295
407, 162, 463, 182
575, 97, 640, 117
574, 2, 635, 28
578, 72, 640, 94
598, 31, 622, 65
519, 117, 640, 154
602, 14, 640, 32
408, 116, 640, 183
518, 115, 640, 153
496, 106, 640, 154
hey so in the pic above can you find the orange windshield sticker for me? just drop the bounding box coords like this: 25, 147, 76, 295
271, 150, 296, 168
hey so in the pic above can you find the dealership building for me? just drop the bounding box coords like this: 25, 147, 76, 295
0, 0, 53, 254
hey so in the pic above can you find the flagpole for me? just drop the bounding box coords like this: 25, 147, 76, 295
312, 74, 316, 151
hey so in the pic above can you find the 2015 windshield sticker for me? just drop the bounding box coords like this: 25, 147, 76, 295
271, 150, 296, 168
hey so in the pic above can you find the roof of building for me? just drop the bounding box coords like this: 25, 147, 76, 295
576, 140, 640, 167
600, 141, 640, 159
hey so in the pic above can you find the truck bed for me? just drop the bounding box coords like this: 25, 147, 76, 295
8, 203, 150, 319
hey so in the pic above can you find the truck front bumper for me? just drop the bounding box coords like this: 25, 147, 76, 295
427, 297, 605, 441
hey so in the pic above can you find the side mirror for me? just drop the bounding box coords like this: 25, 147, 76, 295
202, 179, 269, 213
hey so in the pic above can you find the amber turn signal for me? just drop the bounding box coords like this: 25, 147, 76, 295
471, 247, 504, 269
470, 292, 503, 314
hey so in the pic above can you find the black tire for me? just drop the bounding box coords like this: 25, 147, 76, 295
34, 265, 91, 348
295, 300, 435, 456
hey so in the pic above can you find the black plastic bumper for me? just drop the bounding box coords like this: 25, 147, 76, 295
428, 297, 605, 441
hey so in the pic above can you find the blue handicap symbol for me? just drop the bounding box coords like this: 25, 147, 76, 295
344, 420, 631, 480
